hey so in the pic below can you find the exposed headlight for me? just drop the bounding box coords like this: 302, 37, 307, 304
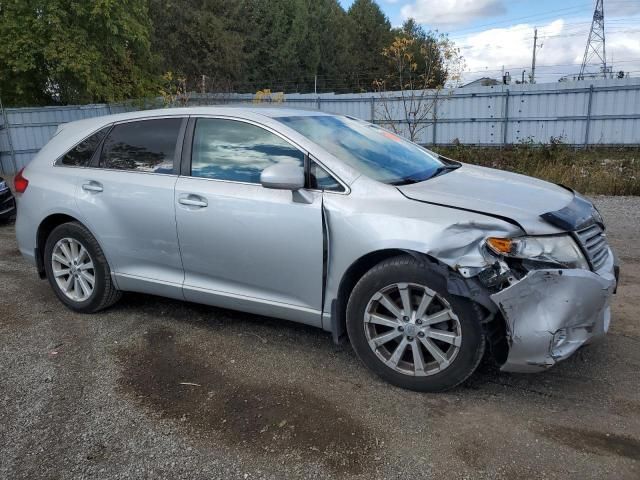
486, 235, 589, 270
0, 180, 7, 191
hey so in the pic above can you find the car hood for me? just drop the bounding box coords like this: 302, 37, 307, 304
397, 163, 576, 234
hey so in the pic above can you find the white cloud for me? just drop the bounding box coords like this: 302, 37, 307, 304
401, 0, 506, 28
455, 18, 640, 83
609, 1, 640, 16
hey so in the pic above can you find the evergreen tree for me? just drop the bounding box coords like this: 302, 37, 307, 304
346, 0, 393, 91
149, 0, 246, 91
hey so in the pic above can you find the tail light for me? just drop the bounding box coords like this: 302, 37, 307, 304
14, 167, 29, 193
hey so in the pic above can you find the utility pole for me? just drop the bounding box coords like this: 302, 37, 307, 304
579, 0, 607, 80
201, 75, 206, 94
530, 28, 538, 84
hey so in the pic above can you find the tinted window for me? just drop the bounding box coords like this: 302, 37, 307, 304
191, 118, 304, 183
310, 162, 344, 192
278, 115, 444, 185
100, 118, 182, 173
58, 126, 110, 167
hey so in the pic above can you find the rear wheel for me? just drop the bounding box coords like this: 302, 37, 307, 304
44, 222, 121, 313
346, 255, 485, 392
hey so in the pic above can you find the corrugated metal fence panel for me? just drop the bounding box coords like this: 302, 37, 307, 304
0, 104, 118, 172
320, 98, 373, 119
1, 78, 639, 174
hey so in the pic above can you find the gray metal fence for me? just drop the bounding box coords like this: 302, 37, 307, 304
2, 77, 639, 174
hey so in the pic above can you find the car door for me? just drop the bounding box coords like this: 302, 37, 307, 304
75, 116, 187, 300
175, 117, 324, 326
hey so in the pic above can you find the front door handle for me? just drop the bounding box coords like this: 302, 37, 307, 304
178, 195, 208, 208
82, 181, 103, 193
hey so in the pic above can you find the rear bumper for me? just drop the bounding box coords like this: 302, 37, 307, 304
491, 248, 618, 373
0, 188, 16, 220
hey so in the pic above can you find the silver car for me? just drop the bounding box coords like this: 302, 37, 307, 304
14, 107, 619, 392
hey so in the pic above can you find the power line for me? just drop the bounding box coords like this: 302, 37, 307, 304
448, 9, 639, 40
445, 3, 594, 38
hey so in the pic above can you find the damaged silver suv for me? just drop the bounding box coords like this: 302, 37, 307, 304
14, 107, 619, 392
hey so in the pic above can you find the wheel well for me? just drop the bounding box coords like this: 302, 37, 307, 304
333, 249, 415, 344
35, 214, 79, 278
332, 249, 509, 366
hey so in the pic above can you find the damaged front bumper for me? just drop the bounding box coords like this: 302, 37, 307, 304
491, 249, 618, 373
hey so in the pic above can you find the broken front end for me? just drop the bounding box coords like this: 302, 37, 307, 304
472, 195, 619, 372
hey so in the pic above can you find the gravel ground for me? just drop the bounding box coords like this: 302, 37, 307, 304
1, 196, 639, 479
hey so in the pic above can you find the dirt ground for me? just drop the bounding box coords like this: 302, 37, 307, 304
0, 196, 639, 479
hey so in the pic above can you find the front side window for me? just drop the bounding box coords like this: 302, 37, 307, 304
100, 118, 182, 173
191, 118, 305, 183
58, 126, 110, 167
278, 115, 445, 185
310, 162, 344, 192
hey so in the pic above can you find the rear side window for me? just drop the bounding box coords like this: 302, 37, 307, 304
58, 126, 110, 167
100, 118, 182, 173
191, 118, 305, 183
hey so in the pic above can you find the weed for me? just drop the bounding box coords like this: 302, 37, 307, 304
434, 145, 639, 196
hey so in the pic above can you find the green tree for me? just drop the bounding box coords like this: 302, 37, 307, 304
391, 19, 448, 89
346, 0, 393, 91
149, 0, 245, 92
0, 0, 158, 106
311, 0, 353, 93
239, 0, 310, 91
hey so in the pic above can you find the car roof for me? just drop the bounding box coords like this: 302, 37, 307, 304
56, 106, 334, 133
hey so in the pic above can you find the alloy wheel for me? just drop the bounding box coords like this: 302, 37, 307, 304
364, 282, 462, 376
51, 237, 96, 302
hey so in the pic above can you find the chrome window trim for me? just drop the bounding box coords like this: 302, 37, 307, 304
53, 115, 188, 175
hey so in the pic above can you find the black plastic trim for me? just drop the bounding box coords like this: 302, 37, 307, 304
330, 299, 346, 345
173, 118, 188, 175
180, 117, 196, 176
34, 247, 46, 279
540, 193, 601, 231
89, 124, 114, 168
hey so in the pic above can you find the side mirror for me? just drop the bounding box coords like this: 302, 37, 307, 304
260, 164, 305, 190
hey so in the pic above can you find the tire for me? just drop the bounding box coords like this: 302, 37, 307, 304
346, 255, 486, 392
43, 221, 121, 313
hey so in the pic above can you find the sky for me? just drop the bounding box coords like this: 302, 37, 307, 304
339, 0, 640, 84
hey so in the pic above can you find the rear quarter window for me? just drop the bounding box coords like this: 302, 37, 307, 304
100, 118, 182, 174
57, 126, 110, 167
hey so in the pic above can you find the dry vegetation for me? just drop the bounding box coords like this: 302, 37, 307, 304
434, 144, 640, 196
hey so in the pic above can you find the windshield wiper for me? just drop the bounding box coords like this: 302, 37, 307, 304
431, 163, 461, 178
389, 178, 421, 186
389, 163, 461, 186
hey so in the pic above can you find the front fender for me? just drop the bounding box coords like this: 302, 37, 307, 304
321, 188, 521, 330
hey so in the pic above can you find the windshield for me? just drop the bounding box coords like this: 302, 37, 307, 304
277, 115, 445, 185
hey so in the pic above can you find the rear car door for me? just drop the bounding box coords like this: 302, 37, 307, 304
174, 117, 324, 326
75, 116, 187, 300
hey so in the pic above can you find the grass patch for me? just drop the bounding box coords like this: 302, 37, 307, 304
433, 144, 640, 196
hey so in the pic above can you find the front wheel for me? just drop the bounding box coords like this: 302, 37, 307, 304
346, 255, 486, 392
44, 222, 121, 313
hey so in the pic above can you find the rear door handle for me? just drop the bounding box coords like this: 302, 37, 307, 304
178, 195, 208, 208
82, 181, 103, 193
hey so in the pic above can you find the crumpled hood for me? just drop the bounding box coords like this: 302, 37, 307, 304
397, 163, 575, 234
